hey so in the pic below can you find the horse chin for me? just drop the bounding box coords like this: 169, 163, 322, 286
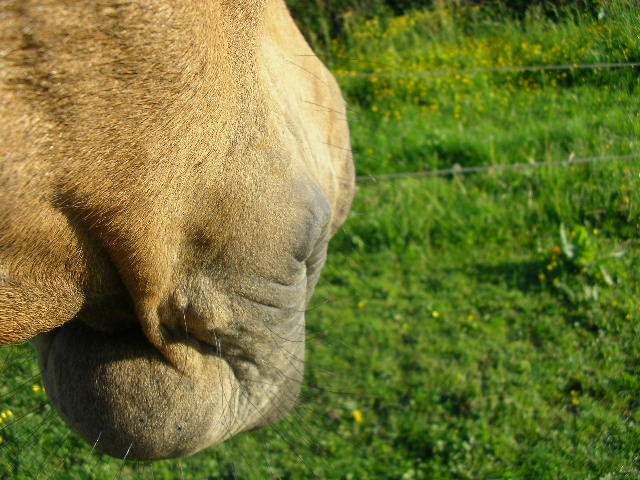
32, 321, 244, 460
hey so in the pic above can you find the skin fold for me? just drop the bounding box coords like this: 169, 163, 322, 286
0, 0, 354, 459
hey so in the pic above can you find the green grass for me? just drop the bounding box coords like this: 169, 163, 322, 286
1, 2, 640, 479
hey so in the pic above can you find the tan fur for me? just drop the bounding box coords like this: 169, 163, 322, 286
0, 0, 354, 459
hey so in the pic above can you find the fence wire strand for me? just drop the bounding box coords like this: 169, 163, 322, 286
355, 153, 640, 183
336, 61, 640, 79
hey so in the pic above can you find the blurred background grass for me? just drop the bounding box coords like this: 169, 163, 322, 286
1, 1, 638, 478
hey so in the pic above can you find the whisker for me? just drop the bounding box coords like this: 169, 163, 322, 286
0, 373, 44, 404
285, 59, 330, 88
212, 330, 241, 440
33, 423, 73, 480
115, 441, 135, 480
83, 431, 103, 468
0, 401, 49, 434
259, 332, 307, 383
323, 142, 353, 153
261, 394, 317, 454
261, 383, 339, 474
303, 100, 350, 120
304, 296, 335, 312
239, 388, 316, 477
249, 315, 306, 344
91, 432, 102, 452
0, 346, 21, 377
302, 97, 360, 116
1, 405, 55, 477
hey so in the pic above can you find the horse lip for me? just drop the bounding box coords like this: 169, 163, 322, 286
33, 319, 246, 459
31, 285, 305, 459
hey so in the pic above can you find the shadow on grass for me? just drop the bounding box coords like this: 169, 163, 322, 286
452, 259, 544, 293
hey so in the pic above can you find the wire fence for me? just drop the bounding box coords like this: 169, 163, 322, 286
355, 153, 640, 183
333, 60, 639, 184
335, 61, 640, 79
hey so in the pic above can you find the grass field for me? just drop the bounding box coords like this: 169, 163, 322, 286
1, 2, 639, 479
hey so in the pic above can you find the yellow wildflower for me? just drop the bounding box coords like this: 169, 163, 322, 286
32, 384, 41, 392
570, 391, 580, 405
432, 311, 440, 319
352, 410, 364, 423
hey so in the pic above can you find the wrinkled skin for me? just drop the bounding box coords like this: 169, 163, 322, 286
0, 0, 354, 460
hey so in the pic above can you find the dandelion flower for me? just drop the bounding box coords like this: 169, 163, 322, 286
432, 311, 440, 319
32, 384, 41, 392
352, 410, 363, 423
